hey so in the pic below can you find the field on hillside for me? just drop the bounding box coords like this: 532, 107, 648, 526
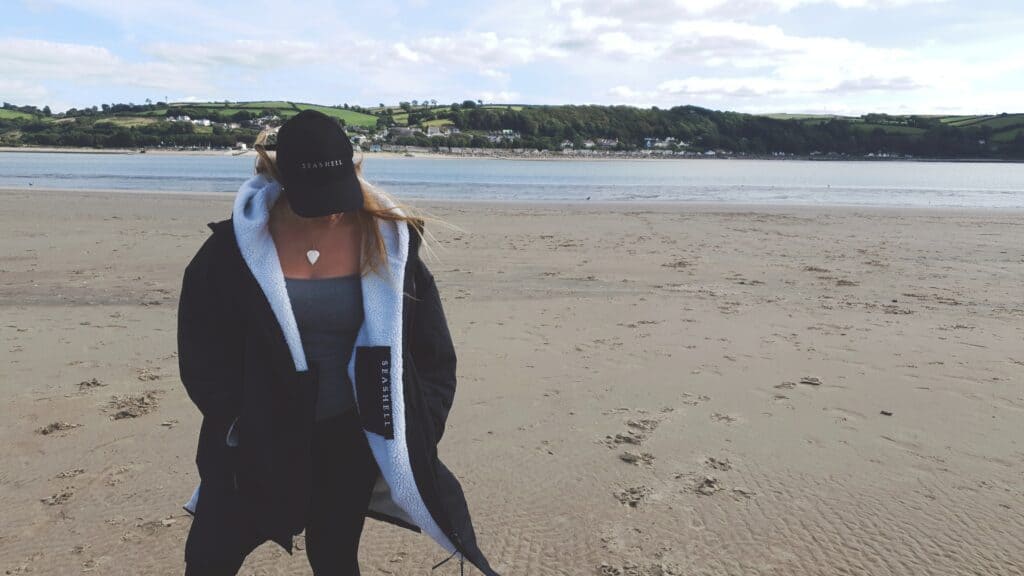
0, 110, 35, 120
133, 101, 378, 128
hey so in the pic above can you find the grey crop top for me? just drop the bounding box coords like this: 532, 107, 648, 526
285, 274, 364, 421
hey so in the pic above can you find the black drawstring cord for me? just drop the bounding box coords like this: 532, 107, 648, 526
431, 549, 465, 575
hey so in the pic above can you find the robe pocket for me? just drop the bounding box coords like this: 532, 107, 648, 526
355, 346, 395, 440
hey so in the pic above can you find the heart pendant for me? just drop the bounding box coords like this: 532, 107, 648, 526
306, 250, 320, 266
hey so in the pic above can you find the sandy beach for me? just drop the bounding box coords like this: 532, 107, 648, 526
1, 187, 1021, 575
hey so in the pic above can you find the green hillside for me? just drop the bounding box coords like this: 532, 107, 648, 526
291, 104, 378, 128
136, 101, 378, 128
1, 100, 1022, 158
0, 109, 35, 120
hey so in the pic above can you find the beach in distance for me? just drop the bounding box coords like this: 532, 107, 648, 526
3, 145, 1023, 164
0, 186, 1021, 575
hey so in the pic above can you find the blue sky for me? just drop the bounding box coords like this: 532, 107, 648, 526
2, 0, 1022, 114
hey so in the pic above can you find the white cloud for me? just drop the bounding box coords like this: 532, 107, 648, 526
0, 78, 50, 104
566, 7, 621, 32
826, 76, 923, 93
3, 0, 1018, 114
0, 38, 210, 93
658, 76, 786, 98
392, 42, 423, 63
480, 68, 511, 81
595, 31, 663, 59
478, 90, 521, 103
401, 32, 564, 70
145, 40, 326, 69
551, 0, 946, 19
533, 2, 1020, 113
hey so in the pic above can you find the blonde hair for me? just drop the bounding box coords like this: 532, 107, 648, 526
253, 127, 454, 277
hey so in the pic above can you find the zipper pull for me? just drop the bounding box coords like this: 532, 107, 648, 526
431, 549, 459, 571
432, 531, 465, 573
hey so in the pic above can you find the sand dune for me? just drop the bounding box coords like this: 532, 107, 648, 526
0, 188, 1021, 575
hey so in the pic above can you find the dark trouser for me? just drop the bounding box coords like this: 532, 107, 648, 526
185, 408, 379, 576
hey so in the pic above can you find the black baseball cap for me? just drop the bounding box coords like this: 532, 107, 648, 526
276, 109, 363, 218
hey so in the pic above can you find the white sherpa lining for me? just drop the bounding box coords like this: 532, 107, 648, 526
184, 173, 455, 556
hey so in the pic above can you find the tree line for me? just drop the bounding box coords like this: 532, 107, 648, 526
0, 117, 259, 149
436, 105, 1024, 159
1, 100, 1022, 159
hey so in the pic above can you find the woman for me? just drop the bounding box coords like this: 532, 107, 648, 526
177, 109, 498, 575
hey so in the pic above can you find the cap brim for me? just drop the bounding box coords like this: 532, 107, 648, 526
287, 170, 364, 218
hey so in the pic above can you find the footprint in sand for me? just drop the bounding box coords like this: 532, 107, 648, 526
674, 459, 757, 501
599, 561, 682, 576
614, 485, 652, 507
77, 377, 106, 391
106, 390, 164, 420
104, 465, 131, 487
37, 421, 82, 435
55, 468, 85, 479
694, 475, 723, 496
607, 414, 666, 511
619, 451, 655, 466
704, 457, 732, 471
603, 415, 665, 448
710, 412, 738, 424
626, 418, 660, 432
681, 393, 711, 407
731, 487, 757, 499
136, 368, 161, 381
41, 487, 75, 506
603, 429, 646, 447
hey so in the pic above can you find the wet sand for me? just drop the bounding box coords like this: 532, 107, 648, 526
1, 187, 1022, 575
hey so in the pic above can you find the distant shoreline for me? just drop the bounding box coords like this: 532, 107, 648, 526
4, 186, 1022, 215
0, 146, 1020, 164
4, 186, 1022, 214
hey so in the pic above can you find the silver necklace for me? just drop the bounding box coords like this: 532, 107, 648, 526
306, 213, 343, 266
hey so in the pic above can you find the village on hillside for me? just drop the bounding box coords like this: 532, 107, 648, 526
2, 100, 1022, 160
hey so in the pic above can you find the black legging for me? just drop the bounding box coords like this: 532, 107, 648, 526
185, 408, 380, 575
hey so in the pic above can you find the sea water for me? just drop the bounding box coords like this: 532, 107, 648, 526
1, 152, 1022, 208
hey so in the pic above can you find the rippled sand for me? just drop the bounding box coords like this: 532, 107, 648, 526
1, 188, 1021, 575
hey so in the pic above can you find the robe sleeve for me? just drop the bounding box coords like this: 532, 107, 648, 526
411, 258, 458, 443
177, 234, 241, 421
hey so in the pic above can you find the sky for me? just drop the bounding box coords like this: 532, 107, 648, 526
2, 0, 1022, 115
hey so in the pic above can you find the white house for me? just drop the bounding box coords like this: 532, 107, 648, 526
388, 126, 423, 140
